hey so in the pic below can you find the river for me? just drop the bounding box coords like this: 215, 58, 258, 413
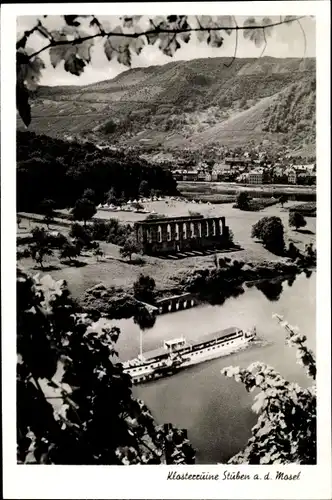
110, 271, 316, 464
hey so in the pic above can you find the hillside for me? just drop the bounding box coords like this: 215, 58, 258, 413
18, 56, 316, 156
16, 131, 177, 212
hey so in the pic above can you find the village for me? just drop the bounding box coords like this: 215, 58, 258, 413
172, 154, 316, 185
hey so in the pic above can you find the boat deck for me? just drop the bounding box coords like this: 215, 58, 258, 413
140, 327, 242, 362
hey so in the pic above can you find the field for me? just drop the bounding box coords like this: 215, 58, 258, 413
17, 198, 316, 302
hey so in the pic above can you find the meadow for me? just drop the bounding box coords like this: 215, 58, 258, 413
17, 198, 316, 302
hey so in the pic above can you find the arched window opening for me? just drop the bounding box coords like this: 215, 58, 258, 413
206, 221, 209, 237
183, 223, 187, 240
175, 223, 179, 240
167, 224, 171, 241
157, 225, 162, 243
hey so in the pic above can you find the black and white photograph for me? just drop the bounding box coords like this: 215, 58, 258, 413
1, 2, 331, 499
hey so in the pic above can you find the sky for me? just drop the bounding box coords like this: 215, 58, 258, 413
17, 15, 316, 86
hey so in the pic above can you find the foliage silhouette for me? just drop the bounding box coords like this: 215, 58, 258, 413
17, 269, 195, 464
222, 314, 316, 464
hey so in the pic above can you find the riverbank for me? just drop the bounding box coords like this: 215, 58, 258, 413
178, 181, 316, 202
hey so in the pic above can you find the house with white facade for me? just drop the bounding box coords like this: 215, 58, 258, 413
248, 169, 263, 184
285, 167, 297, 184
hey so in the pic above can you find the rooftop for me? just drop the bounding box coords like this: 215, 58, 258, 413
136, 215, 208, 225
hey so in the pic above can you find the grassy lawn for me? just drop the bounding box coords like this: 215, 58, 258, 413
18, 199, 316, 301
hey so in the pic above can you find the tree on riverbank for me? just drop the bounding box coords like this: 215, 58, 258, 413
17, 269, 195, 465
289, 211, 307, 231
251, 216, 285, 255
236, 191, 251, 211
133, 274, 156, 304
222, 315, 316, 464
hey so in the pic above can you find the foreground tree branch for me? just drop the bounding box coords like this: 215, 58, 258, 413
16, 14, 310, 127
18, 15, 307, 61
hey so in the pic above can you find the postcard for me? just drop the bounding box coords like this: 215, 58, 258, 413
1, 1, 331, 499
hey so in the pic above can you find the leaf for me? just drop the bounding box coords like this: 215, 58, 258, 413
214, 15, 234, 35
16, 83, 31, 127
16, 35, 28, 49
261, 17, 273, 37
90, 17, 105, 33
49, 39, 76, 68
24, 56, 45, 91
117, 47, 131, 67
284, 16, 297, 25
167, 15, 178, 23
146, 30, 159, 45
122, 16, 142, 28
177, 18, 191, 44
130, 36, 145, 56
243, 17, 273, 47
178, 31, 191, 44
104, 37, 114, 61
159, 34, 181, 57
207, 31, 224, 48
104, 26, 134, 67
196, 16, 226, 46
77, 37, 94, 63
64, 54, 86, 76
64, 15, 81, 27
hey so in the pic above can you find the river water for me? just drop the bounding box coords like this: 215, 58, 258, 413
110, 272, 316, 464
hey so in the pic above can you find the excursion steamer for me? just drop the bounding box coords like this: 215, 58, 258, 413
122, 326, 256, 385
